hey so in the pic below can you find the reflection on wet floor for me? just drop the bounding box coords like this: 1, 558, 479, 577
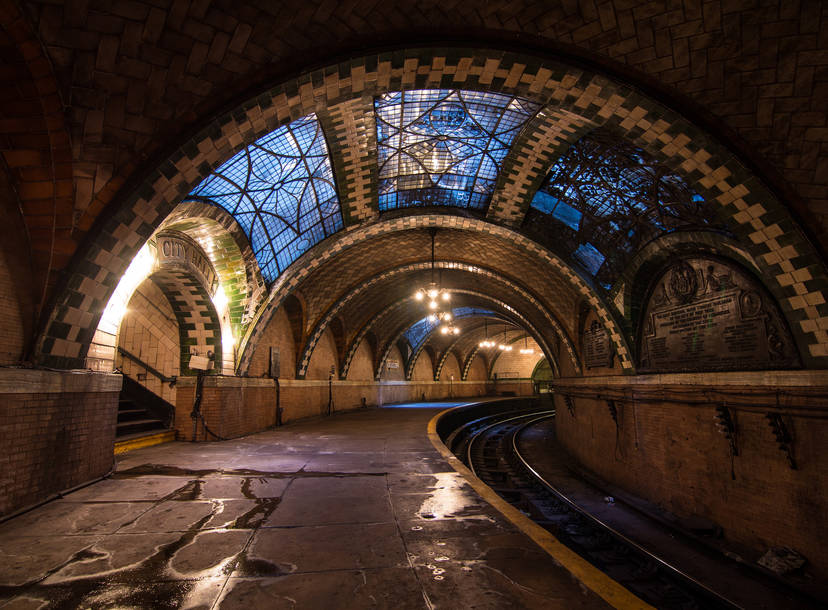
0, 407, 607, 609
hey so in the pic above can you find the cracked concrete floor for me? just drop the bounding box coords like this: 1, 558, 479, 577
0, 404, 607, 609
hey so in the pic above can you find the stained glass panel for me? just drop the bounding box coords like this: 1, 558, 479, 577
375, 90, 540, 211
528, 129, 726, 287
188, 114, 342, 283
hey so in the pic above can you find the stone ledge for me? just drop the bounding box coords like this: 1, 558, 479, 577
555, 370, 828, 388
0, 369, 123, 394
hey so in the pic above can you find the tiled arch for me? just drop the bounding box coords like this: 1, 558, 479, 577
291, 259, 580, 379
161, 201, 265, 334
34, 47, 828, 370
150, 269, 223, 376
392, 290, 555, 383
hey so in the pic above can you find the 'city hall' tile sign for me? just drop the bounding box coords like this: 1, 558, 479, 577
156, 231, 219, 296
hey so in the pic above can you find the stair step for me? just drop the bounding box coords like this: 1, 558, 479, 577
115, 429, 176, 455
116, 418, 166, 438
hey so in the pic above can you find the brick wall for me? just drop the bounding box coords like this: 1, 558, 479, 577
306, 327, 338, 379
172, 374, 502, 441
347, 339, 374, 380
411, 350, 433, 381
379, 344, 405, 381
0, 244, 26, 365
491, 338, 544, 379
174, 376, 276, 441
0, 369, 121, 517
438, 352, 461, 382
466, 354, 488, 381
246, 307, 296, 378
554, 371, 828, 580
116, 279, 179, 404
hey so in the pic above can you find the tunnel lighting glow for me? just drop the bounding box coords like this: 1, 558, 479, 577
98, 243, 155, 335
428, 288, 439, 299
441, 326, 450, 334
429, 300, 438, 310
414, 291, 424, 301
212, 286, 229, 311
442, 292, 450, 301
520, 348, 534, 354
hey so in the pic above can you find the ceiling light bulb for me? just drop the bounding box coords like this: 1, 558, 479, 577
441, 326, 449, 334
453, 327, 460, 335
428, 288, 438, 299
443, 313, 452, 321
428, 314, 438, 323
505, 346, 512, 351
429, 300, 438, 309
414, 291, 424, 301
442, 292, 450, 301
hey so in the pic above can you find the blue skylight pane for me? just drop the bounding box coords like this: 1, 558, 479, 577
531, 190, 559, 215
552, 201, 582, 230
404, 317, 439, 348
375, 89, 539, 211
187, 114, 342, 283
573, 243, 605, 276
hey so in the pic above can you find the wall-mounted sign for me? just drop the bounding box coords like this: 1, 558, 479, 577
583, 319, 613, 368
156, 232, 218, 295
639, 257, 799, 372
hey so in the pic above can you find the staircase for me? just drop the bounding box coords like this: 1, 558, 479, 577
116, 396, 167, 438
115, 375, 176, 452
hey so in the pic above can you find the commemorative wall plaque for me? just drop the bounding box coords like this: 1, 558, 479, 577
583, 319, 613, 368
638, 257, 799, 372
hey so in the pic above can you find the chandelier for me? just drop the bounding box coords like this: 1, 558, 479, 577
479, 319, 495, 348
498, 325, 513, 351
519, 335, 534, 355
414, 228, 450, 310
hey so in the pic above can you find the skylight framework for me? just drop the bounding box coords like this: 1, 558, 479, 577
529, 129, 723, 287
188, 114, 342, 283
375, 90, 540, 211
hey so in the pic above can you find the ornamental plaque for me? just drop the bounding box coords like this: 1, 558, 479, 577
583, 319, 613, 368
638, 257, 799, 372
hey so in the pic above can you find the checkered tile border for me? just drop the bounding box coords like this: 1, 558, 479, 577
36, 49, 828, 370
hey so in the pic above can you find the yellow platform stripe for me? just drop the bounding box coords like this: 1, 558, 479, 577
427, 408, 654, 610
114, 430, 176, 455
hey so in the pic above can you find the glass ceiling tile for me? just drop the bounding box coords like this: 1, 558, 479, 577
375, 90, 540, 211
529, 128, 724, 284
188, 114, 342, 283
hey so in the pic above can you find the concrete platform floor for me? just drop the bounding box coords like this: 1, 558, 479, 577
0, 404, 607, 609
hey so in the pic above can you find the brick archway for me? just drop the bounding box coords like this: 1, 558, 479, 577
33, 47, 828, 370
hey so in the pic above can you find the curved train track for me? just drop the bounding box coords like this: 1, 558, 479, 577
449, 408, 739, 610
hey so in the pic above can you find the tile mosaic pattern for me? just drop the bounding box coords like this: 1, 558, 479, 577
391, 290, 552, 382
36, 50, 828, 371
294, 259, 579, 380
317, 99, 379, 225
151, 269, 223, 376
161, 201, 263, 334
488, 106, 591, 226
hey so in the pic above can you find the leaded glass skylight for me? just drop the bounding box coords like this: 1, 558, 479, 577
375, 90, 540, 211
403, 316, 438, 348
188, 114, 342, 283
527, 129, 725, 288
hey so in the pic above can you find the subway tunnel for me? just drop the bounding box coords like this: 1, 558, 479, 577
0, 1, 827, 607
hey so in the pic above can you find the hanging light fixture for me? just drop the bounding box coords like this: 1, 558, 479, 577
498, 325, 512, 351
519, 335, 534, 355
414, 228, 450, 309
479, 319, 495, 348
